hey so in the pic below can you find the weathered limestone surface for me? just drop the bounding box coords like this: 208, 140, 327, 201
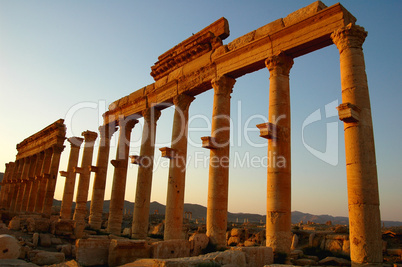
151, 240, 190, 259
73, 131, 98, 238
331, 23, 383, 266
265, 52, 294, 255
0, 234, 21, 259
206, 75, 236, 248
75, 238, 111, 266
34, 149, 52, 213
59, 137, 84, 220
88, 124, 117, 229
108, 239, 150, 267
27, 153, 43, 212
107, 117, 138, 235
164, 94, 195, 240
131, 108, 161, 239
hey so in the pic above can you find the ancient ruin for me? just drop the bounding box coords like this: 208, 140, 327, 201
0, 2, 387, 266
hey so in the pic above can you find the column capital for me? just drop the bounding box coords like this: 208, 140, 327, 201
82, 130, 98, 143
265, 51, 294, 76
52, 144, 65, 154
68, 137, 84, 148
118, 116, 139, 133
173, 94, 195, 112
211, 75, 236, 97
331, 23, 367, 54
142, 108, 162, 123
99, 124, 118, 140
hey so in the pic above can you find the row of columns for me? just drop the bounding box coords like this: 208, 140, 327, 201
0, 23, 381, 267
0, 145, 64, 215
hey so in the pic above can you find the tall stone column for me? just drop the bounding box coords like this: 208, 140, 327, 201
7, 161, 20, 211
42, 144, 65, 215
16, 157, 31, 212
21, 155, 37, 211
163, 94, 195, 240
73, 131, 98, 237
27, 152, 44, 212
34, 148, 53, 213
264, 52, 293, 255
0, 162, 14, 209
88, 124, 117, 229
11, 159, 25, 212
59, 137, 84, 219
205, 76, 235, 248
331, 24, 382, 266
131, 108, 161, 239
107, 116, 138, 235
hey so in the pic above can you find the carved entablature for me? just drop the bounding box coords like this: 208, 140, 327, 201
16, 119, 66, 160
150, 17, 229, 81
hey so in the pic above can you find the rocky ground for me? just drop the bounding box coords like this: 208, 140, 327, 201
0, 210, 401, 266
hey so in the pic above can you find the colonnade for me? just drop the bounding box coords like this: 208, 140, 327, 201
0, 15, 382, 266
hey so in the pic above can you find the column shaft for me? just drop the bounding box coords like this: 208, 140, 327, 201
331, 24, 382, 266
27, 152, 44, 212
107, 117, 137, 235
206, 76, 235, 248
34, 149, 53, 213
7, 161, 20, 211
73, 131, 97, 237
0, 163, 14, 209
164, 95, 194, 240
265, 52, 293, 255
16, 157, 31, 212
60, 137, 84, 219
88, 124, 117, 229
131, 108, 161, 239
21, 156, 37, 211
11, 159, 25, 212
42, 145, 65, 215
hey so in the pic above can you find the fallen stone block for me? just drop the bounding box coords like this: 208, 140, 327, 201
231, 246, 273, 267
46, 259, 80, 267
108, 239, 150, 267
0, 234, 21, 259
32, 233, 39, 247
26, 218, 50, 233
75, 238, 110, 266
0, 258, 39, 266
31, 251, 65, 266
189, 233, 209, 256
151, 239, 190, 259
8, 216, 21, 231
318, 256, 351, 266
39, 234, 51, 247
51, 220, 74, 236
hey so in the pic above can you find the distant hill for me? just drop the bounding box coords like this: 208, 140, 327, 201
52, 199, 402, 227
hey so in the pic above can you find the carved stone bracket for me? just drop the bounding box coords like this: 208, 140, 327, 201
337, 103, 361, 123
160, 147, 176, 159
201, 136, 218, 149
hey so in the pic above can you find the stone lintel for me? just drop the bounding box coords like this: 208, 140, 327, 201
337, 103, 360, 123
89, 166, 99, 173
201, 136, 218, 149
59, 171, 68, 177
256, 122, 280, 139
74, 167, 83, 174
159, 147, 176, 159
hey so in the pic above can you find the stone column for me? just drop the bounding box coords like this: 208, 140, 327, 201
0, 162, 14, 209
59, 137, 84, 219
163, 94, 195, 240
88, 124, 117, 229
34, 148, 53, 213
331, 24, 382, 266
42, 144, 65, 215
264, 52, 293, 255
131, 108, 161, 239
7, 161, 19, 211
12, 159, 26, 212
107, 116, 138, 235
21, 155, 37, 211
27, 152, 44, 212
73, 131, 98, 237
206, 76, 235, 248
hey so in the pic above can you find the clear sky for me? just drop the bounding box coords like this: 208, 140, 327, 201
1, 0, 401, 221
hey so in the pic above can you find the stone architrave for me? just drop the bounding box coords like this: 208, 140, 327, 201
73, 131, 98, 238
107, 116, 138, 235
163, 94, 195, 240
59, 137, 84, 219
34, 148, 53, 213
88, 124, 117, 229
206, 75, 236, 248
21, 155, 37, 211
331, 23, 382, 266
42, 144, 65, 215
265, 52, 293, 255
27, 152, 44, 212
131, 108, 161, 239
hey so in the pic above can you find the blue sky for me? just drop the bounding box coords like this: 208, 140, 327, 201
1, 0, 401, 221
